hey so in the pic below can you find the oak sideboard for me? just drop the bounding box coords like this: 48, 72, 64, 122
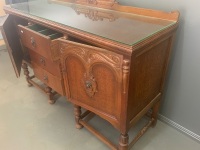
0, 0, 179, 149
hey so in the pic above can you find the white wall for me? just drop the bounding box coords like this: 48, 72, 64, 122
118, 0, 200, 136
0, 0, 5, 15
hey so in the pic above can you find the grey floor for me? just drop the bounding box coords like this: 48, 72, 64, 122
0, 49, 200, 150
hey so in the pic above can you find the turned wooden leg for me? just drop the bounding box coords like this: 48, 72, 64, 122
74, 105, 83, 129
119, 133, 129, 150
22, 62, 32, 87
151, 100, 161, 127
45, 86, 55, 104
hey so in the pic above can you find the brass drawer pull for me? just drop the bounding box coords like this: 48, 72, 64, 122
30, 37, 36, 47
40, 57, 45, 66
43, 75, 48, 82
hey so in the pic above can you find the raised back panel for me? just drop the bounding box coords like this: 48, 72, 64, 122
74, 0, 117, 7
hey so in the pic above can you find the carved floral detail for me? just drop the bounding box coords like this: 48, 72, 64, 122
88, 53, 120, 67
87, 0, 97, 4
76, 0, 117, 6
76, 0, 97, 5
60, 42, 122, 68
73, 7, 117, 21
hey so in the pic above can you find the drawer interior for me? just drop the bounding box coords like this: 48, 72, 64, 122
28, 24, 46, 31
28, 24, 97, 46
27, 24, 63, 40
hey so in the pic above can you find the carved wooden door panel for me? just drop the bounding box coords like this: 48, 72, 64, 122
61, 41, 123, 123
0, 15, 23, 77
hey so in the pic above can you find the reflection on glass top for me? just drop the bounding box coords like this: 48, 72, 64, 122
7, 0, 176, 46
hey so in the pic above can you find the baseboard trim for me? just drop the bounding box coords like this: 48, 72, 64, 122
158, 114, 200, 142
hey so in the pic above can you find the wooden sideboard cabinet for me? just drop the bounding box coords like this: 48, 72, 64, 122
0, 0, 179, 149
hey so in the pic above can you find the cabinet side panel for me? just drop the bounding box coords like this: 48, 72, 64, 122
127, 38, 171, 122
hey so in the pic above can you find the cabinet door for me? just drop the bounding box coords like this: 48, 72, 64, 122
61, 40, 123, 123
0, 14, 23, 77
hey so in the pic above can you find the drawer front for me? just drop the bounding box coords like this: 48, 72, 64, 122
18, 25, 51, 59
60, 40, 124, 122
29, 50, 61, 78
32, 62, 64, 95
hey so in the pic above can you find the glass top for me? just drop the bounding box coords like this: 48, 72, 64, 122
6, 0, 176, 46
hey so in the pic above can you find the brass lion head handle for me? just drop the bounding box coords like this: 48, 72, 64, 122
83, 73, 97, 98
85, 81, 92, 89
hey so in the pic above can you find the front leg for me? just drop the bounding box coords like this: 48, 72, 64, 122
118, 133, 129, 150
74, 105, 83, 129
151, 100, 161, 127
45, 86, 55, 104
22, 62, 32, 87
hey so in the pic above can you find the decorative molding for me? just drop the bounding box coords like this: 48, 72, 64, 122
86, 0, 97, 5
73, 6, 117, 21
158, 114, 200, 142
122, 59, 130, 94
75, 0, 117, 7
60, 42, 122, 69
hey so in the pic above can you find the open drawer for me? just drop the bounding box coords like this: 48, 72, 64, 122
18, 24, 63, 59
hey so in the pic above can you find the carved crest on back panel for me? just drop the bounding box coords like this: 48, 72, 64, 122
75, 0, 117, 7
